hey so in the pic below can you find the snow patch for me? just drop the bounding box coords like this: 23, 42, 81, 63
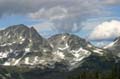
87, 44, 92, 48
3, 51, 29, 66
25, 48, 30, 52
43, 49, 48, 52
39, 60, 45, 64
53, 50, 65, 59
104, 39, 118, 48
0, 52, 9, 58
25, 57, 30, 64
93, 48, 103, 55
61, 36, 66, 40
0, 42, 16, 47
72, 48, 91, 63
3, 62, 10, 66
33, 56, 39, 64
13, 58, 22, 65
58, 43, 69, 50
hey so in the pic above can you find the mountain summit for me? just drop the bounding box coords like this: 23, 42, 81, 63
0, 24, 52, 66
0, 25, 106, 68
48, 33, 108, 70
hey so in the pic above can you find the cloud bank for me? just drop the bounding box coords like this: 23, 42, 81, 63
0, 0, 120, 33
89, 20, 120, 41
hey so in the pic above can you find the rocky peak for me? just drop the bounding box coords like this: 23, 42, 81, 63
48, 33, 90, 49
0, 24, 52, 61
48, 33, 93, 70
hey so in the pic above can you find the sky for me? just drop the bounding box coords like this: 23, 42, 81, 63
0, 0, 120, 47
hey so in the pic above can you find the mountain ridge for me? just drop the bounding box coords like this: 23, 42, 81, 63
0, 24, 120, 79
0, 24, 108, 67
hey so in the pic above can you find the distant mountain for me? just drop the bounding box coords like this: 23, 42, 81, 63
104, 37, 120, 57
0, 24, 120, 79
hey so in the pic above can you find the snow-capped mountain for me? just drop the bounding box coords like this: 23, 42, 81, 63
48, 33, 107, 70
104, 37, 120, 57
0, 25, 106, 68
0, 25, 120, 79
0, 24, 52, 66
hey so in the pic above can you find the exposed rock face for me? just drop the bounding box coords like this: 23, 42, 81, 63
48, 33, 92, 70
0, 24, 52, 66
48, 33, 107, 70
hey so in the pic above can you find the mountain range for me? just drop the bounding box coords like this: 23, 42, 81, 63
0, 24, 120, 79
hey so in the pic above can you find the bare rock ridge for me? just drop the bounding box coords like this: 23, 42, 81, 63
0, 24, 106, 68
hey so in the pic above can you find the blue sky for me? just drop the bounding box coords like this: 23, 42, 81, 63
0, 15, 41, 28
0, 0, 120, 47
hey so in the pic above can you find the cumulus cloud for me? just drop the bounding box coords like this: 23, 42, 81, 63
89, 20, 120, 41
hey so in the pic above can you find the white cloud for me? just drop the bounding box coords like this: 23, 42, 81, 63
89, 20, 120, 41
27, 0, 110, 33
29, 6, 68, 20
0, 0, 120, 33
